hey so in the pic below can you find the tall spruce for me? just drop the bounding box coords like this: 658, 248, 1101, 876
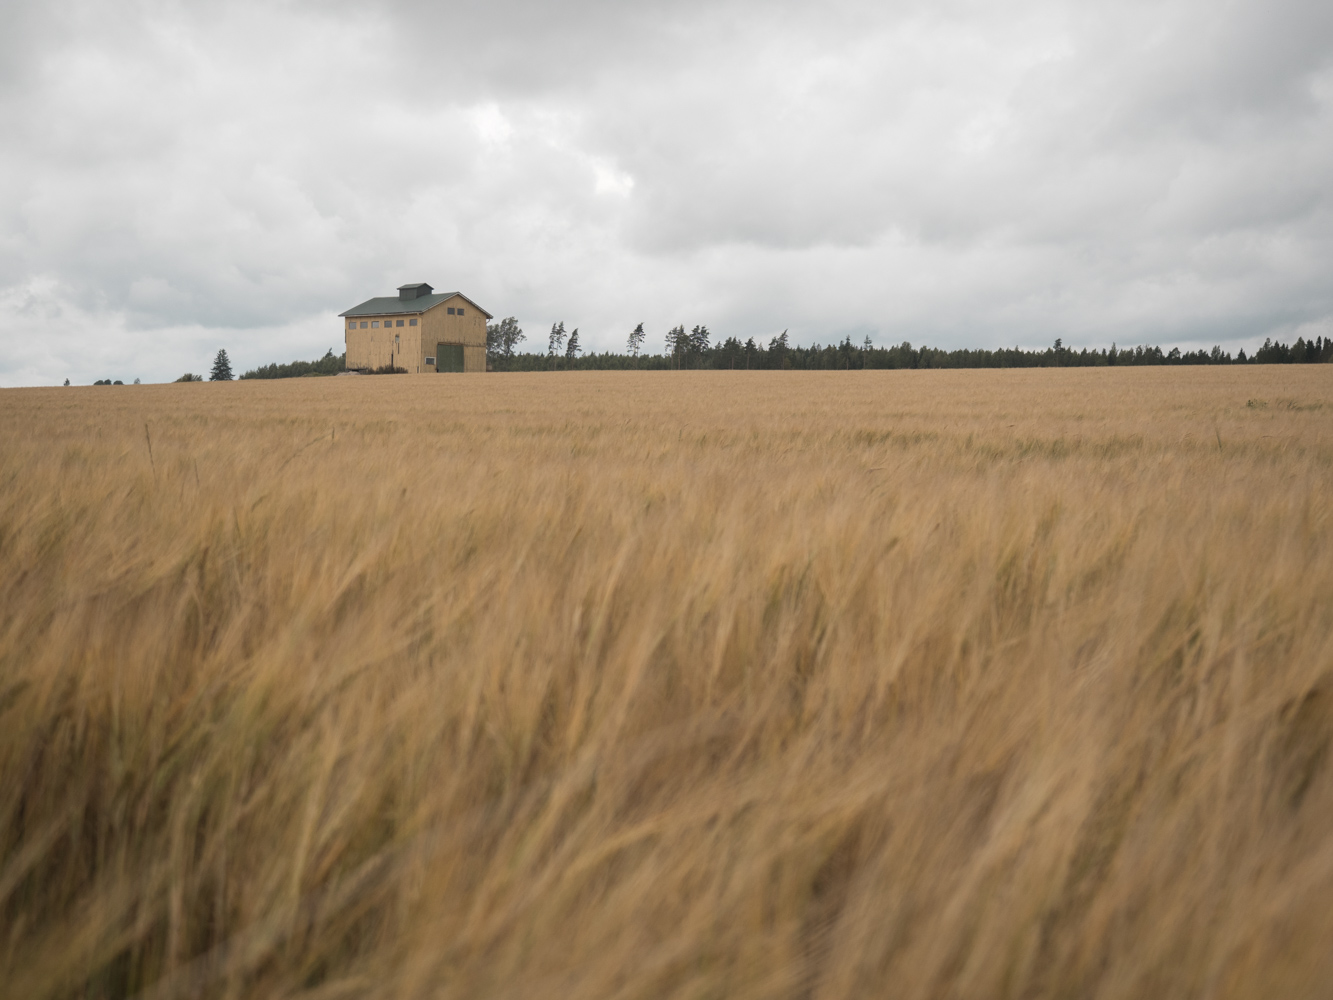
210, 349, 233, 381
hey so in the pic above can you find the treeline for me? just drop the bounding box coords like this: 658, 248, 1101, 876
233, 329, 1333, 380
240, 349, 345, 379
486, 320, 1333, 371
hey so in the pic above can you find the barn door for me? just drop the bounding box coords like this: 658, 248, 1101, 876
437, 344, 464, 373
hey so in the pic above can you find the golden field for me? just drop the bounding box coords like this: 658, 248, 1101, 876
2, 366, 1332, 1000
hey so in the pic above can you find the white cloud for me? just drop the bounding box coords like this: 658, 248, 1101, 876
1, 0, 1330, 384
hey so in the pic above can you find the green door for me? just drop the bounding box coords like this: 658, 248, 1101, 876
437, 344, 464, 373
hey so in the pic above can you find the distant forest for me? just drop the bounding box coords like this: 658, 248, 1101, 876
237, 329, 1333, 379
240, 349, 345, 379
488, 320, 1333, 371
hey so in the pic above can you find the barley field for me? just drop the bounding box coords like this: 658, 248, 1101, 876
2, 367, 1332, 1000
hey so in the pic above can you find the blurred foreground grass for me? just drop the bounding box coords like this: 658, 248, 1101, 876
2, 367, 1332, 999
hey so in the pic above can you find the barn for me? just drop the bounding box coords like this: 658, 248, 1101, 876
339, 284, 493, 373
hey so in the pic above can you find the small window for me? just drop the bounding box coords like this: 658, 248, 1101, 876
457, 308, 465, 316
396, 319, 404, 327
409, 318, 417, 326
447, 307, 455, 315
371, 321, 379, 328
425, 356, 436, 365
360, 321, 368, 329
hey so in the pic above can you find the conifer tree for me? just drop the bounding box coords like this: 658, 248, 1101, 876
565, 328, 581, 360
689, 325, 710, 360
627, 323, 646, 357
665, 325, 686, 367
548, 322, 566, 369
210, 349, 233, 381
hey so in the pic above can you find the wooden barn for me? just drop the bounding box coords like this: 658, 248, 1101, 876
340, 284, 492, 373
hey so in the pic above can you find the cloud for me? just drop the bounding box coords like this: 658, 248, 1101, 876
1, 0, 1330, 384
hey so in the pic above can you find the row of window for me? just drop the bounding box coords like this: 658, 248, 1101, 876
347, 307, 466, 330
350, 318, 417, 329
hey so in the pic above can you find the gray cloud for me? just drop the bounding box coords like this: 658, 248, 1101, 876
1, 0, 1330, 384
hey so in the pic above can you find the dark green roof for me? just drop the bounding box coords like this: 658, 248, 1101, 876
338, 292, 493, 319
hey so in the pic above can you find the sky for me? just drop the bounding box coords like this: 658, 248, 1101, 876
1, 0, 1331, 385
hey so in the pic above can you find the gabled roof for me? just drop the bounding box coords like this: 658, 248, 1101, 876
338, 291, 493, 319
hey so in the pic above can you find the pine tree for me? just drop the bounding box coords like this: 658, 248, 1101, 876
689, 325, 710, 361
665, 325, 686, 368
627, 323, 646, 357
565, 328, 581, 360
548, 322, 566, 369
210, 349, 233, 381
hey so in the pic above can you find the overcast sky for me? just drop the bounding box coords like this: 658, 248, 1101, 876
2, 0, 1331, 384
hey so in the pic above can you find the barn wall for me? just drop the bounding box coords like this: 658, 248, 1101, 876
345, 318, 426, 372
420, 297, 488, 373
